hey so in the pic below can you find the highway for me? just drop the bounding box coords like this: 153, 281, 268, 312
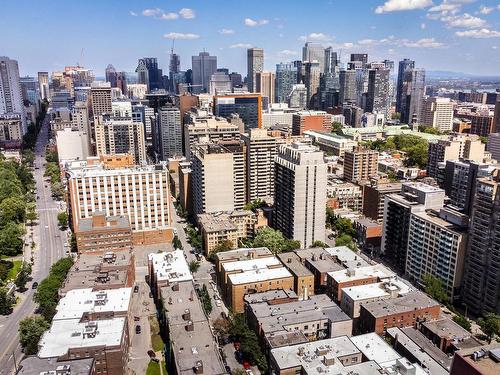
0, 114, 66, 375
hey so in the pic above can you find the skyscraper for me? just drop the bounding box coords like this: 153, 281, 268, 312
136, 57, 162, 91
396, 59, 415, 114
157, 106, 182, 160
0, 56, 26, 133
288, 84, 308, 109
302, 43, 325, 72
105, 64, 118, 88
213, 93, 262, 129
90, 82, 112, 120
420, 97, 453, 132
350, 53, 368, 67
275, 63, 297, 104
274, 142, 327, 248
38, 71, 49, 101
366, 68, 391, 120
169, 52, 180, 92
339, 69, 357, 105
247, 48, 264, 93
304, 61, 320, 108
400, 68, 425, 125
191, 52, 217, 94
324, 47, 339, 74
255, 71, 275, 104
493, 99, 500, 133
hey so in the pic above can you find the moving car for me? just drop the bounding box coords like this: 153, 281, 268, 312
135, 325, 141, 334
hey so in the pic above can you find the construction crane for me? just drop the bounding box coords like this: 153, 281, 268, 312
77, 48, 84, 67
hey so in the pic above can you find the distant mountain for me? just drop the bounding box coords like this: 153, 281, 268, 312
427, 70, 500, 80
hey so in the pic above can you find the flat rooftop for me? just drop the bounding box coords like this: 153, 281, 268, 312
53, 287, 131, 321
77, 214, 130, 232
222, 256, 283, 273
351, 333, 401, 365
216, 247, 272, 263
328, 264, 395, 284
342, 282, 391, 301
453, 343, 500, 375
361, 291, 438, 317
325, 246, 371, 267
18, 357, 95, 375
39, 318, 126, 358
228, 266, 292, 285
422, 317, 472, 341
243, 289, 298, 305
149, 250, 193, 283
266, 330, 308, 349
277, 252, 314, 277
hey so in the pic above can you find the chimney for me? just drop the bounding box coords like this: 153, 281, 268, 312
182, 309, 191, 321
185, 320, 194, 331
194, 360, 204, 374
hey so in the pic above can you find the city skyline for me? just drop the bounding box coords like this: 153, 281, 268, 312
2, 0, 500, 77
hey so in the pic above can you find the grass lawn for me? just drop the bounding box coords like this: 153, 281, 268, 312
6, 260, 22, 281
146, 361, 161, 375
149, 316, 164, 352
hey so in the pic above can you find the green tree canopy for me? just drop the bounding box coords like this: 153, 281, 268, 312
452, 314, 471, 332
19, 316, 50, 354
57, 211, 68, 228
423, 274, 449, 304
0, 196, 27, 225
0, 222, 24, 257
253, 227, 286, 254
478, 313, 500, 344
0, 286, 15, 315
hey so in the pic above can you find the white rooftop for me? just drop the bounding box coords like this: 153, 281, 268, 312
324, 246, 367, 263
328, 264, 395, 283
149, 250, 193, 283
38, 317, 126, 358
53, 288, 132, 321
350, 333, 401, 365
228, 267, 292, 285
222, 256, 282, 272
342, 278, 413, 302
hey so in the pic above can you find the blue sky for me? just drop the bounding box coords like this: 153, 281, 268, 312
2, 0, 500, 76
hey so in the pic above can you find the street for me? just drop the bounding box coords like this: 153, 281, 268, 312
0, 115, 66, 375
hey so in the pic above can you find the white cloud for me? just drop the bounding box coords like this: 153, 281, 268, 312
353, 35, 444, 48
219, 28, 235, 35
278, 49, 299, 56
492, 46, 498, 49
375, 0, 433, 14
179, 8, 195, 19
163, 32, 200, 40
400, 37, 444, 47
129, 11, 138, 16
421, 22, 427, 29
428, 2, 461, 14
230, 43, 253, 48
244, 18, 269, 27
142, 8, 162, 17
160, 12, 179, 20
477, 5, 494, 14
298, 32, 334, 42
455, 28, 500, 37
441, 13, 486, 28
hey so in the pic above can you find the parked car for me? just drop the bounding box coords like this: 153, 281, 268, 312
133, 285, 139, 293
32, 282, 38, 289
135, 325, 141, 334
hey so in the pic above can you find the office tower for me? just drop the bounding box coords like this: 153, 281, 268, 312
343, 103, 363, 127
67, 163, 171, 233
443, 159, 494, 215
318, 71, 339, 110
274, 142, 327, 248
241, 129, 277, 204
132, 103, 155, 145
135, 57, 162, 91
229, 72, 242, 87
209, 72, 232, 95
191, 52, 217, 94
381, 182, 445, 273
462, 174, 500, 314
0, 56, 26, 133
19, 76, 38, 104
350, 53, 368, 66
247, 48, 264, 93
427, 134, 485, 178
293, 60, 304, 83
420, 97, 453, 132
94, 115, 146, 164
487, 133, 500, 160
324, 47, 339, 74
288, 84, 307, 109
292, 111, 332, 135
157, 106, 182, 160
169, 52, 180, 92
213, 93, 262, 129
343, 147, 379, 182
116, 71, 127, 95
304, 61, 320, 108
255, 71, 275, 103
90, 82, 112, 119
72, 101, 90, 134
493, 100, 500, 133
468, 113, 493, 137
366, 68, 390, 121
339, 69, 357, 105
302, 42, 325, 72
406, 207, 468, 299
37, 71, 49, 101
105, 64, 118, 87
400, 68, 425, 125
275, 63, 297, 104
396, 59, 415, 114
191, 144, 235, 214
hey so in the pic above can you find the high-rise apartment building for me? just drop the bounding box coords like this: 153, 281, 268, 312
37, 71, 49, 101
302, 43, 325, 72
288, 84, 308, 109
157, 106, 182, 160
304, 61, 321, 108
487, 132, 500, 160
94, 115, 146, 164
275, 63, 297, 104
420, 97, 454, 132
72, 101, 90, 134
105, 64, 118, 87
362, 181, 402, 223
406, 208, 468, 300
255, 71, 275, 104
191, 52, 217, 94
400, 68, 425, 125
0, 56, 26, 133
241, 129, 277, 203
213, 93, 262, 129
493, 99, 500, 133
381, 182, 445, 273
366, 68, 390, 121
220, 140, 247, 210
462, 173, 500, 314
209, 72, 232, 95
343, 147, 379, 183
247, 48, 264, 93
67, 163, 171, 233
90, 82, 112, 119
396, 59, 415, 114
274, 142, 327, 248
339, 70, 357, 105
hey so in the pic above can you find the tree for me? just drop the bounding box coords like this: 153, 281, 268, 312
26, 202, 38, 224
57, 211, 68, 228
189, 260, 200, 274
0, 196, 27, 225
213, 317, 231, 340
172, 235, 183, 250
229, 314, 268, 373
453, 314, 471, 332
418, 125, 440, 135
200, 284, 212, 315
282, 239, 301, 252
477, 314, 500, 344
391, 112, 401, 120
208, 240, 234, 262
331, 121, 343, 133
335, 234, 357, 251
253, 227, 286, 254
0, 286, 15, 315
19, 316, 50, 354
243, 199, 267, 212
15, 262, 32, 291
311, 240, 327, 248
423, 274, 449, 304
70, 233, 78, 252
0, 222, 24, 257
